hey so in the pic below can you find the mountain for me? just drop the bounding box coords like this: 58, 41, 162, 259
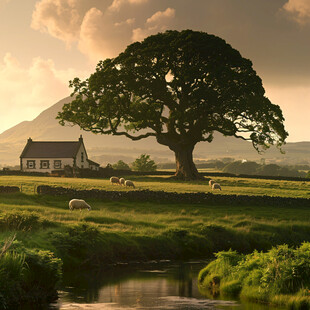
0, 97, 309, 166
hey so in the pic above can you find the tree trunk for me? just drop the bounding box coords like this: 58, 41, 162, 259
173, 145, 202, 180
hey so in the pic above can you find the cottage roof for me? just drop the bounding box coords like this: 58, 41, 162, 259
20, 137, 83, 158
87, 159, 100, 166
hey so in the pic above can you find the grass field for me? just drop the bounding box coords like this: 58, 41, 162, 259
0, 174, 309, 258
0, 174, 309, 308
0, 174, 309, 198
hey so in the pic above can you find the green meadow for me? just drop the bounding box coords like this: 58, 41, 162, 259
0, 174, 309, 308
0, 174, 309, 198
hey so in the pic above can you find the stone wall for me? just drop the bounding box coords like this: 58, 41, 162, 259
36, 185, 310, 207
0, 186, 20, 193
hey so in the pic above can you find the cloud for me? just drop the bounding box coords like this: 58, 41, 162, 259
78, 7, 137, 61
282, 0, 310, 25
31, 0, 88, 45
132, 8, 176, 42
0, 53, 89, 133
31, 0, 177, 62
108, 0, 148, 12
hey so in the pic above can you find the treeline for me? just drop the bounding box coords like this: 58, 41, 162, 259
159, 159, 310, 178
222, 161, 309, 178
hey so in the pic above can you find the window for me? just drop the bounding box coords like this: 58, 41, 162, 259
54, 160, 62, 169
81, 152, 84, 163
40, 160, 50, 169
27, 160, 35, 169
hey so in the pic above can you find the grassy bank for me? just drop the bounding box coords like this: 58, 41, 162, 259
198, 244, 310, 309
0, 175, 309, 308
1, 191, 310, 266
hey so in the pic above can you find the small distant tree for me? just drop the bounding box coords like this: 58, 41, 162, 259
132, 154, 157, 172
112, 160, 131, 170
105, 163, 113, 171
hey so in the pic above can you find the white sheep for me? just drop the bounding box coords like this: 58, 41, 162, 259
212, 183, 222, 191
110, 176, 120, 185
125, 180, 135, 189
209, 179, 215, 188
69, 199, 91, 211
119, 177, 125, 186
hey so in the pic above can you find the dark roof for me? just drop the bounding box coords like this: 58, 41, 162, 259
20, 140, 82, 158
87, 159, 100, 166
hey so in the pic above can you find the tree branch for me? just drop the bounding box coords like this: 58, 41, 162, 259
110, 131, 157, 140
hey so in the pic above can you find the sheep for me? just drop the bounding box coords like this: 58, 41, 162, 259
69, 199, 91, 211
209, 179, 215, 188
110, 176, 120, 185
119, 177, 125, 186
212, 183, 222, 191
125, 180, 135, 189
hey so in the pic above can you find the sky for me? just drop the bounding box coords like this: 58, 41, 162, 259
0, 0, 310, 142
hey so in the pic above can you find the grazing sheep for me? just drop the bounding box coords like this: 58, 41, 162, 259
209, 179, 215, 188
125, 180, 135, 189
119, 177, 125, 186
110, 176, 120, 185
212, 183, 222, 191
69, 199, 91, 211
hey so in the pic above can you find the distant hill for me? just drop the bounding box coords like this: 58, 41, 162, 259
0, 97, 309, 166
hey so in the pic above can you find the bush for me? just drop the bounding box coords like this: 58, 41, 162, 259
51, 223, 105, 268
22, 249, 62, 303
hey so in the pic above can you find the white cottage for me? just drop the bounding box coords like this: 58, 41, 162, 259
20, 135, 100, 173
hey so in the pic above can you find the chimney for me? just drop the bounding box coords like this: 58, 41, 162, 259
28, 137, 32, 143
79, 135, 83, 142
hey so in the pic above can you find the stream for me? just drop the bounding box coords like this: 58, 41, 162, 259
49, 261, 283, 310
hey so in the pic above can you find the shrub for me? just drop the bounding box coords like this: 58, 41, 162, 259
22, 249, 62, 303
51, 223, 105, 268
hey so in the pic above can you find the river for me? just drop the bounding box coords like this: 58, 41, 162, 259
49, 261, 283, 310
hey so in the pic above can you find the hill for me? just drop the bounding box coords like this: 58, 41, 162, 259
0, 97, 309, 166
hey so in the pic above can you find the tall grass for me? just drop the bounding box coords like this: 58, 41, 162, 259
0, 234, 62, 309
198, 243, 310, 309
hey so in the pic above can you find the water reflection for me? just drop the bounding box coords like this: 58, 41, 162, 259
52, 261, 282, 310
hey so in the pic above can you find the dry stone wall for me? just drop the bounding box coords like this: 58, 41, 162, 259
36, 185, 310, 207
0, 186, 20, 193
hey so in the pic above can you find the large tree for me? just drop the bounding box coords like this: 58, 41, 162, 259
57, 30, 288, 179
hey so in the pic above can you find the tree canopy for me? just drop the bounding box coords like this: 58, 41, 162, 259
57, 30, 288, 179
